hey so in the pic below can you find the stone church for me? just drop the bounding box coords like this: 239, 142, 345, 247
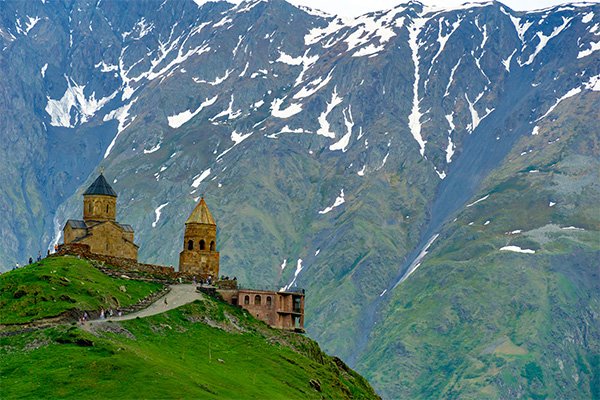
63, 174, 138, 260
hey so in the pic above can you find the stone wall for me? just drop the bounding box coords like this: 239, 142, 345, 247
55, 243, 180, 282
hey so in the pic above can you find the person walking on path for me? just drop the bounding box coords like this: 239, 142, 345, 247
164, 297, 168, 307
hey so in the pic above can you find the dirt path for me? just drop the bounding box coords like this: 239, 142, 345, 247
88, 284, 204, 325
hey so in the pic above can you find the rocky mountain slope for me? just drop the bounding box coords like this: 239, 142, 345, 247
1, 0, 598, 397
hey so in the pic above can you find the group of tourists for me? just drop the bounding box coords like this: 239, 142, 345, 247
194, 275, 213, 286
78, 308, 123, 324
14, 246, 59, 270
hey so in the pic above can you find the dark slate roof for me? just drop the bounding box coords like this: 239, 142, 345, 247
83, 174, 117, 197
119, 223, 134, 232
66, 219, 87, 229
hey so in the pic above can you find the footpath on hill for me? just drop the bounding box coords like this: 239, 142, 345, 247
87, 284, 203, 325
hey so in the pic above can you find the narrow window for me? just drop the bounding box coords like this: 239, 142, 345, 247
187, 240, 193, 250
210, 241, 215, 251
199, 240, 206, 250
255, 295, 261, 305
89, 203, 92, 213
244, 295, 250, 305
266, 296, 272, 306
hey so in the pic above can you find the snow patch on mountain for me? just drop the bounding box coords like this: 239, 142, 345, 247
521, 17, 572, 66
282, 259, 304, 291
317, 87, 343, 138
122, 18, 154, 41
45, 76, 117, 128
103, 100, 137, 158
329, 106, 354, 152
95, 61, 119, 73
191, 169, 211, 188
152, 202, 169, 228
500, 245, 535, 254
318, 189, 345, 214
271, 98, 303, 118
537, 86, 582, 121
168, 95, 218, 128
293, 68, 334, 99
444, 58, 461, 97
212, 95, 242, 120
466, 194, 489, 207
578, 40, 600, 58
276, 51, 304, 65
395, 233, 440, 287
193, 69, 233, 85
408, 17, 429, 156
144, 142, 162, 154
231, 130, 253, 145
502, 49, 516, 72
582, 12, 594, 24
584, 73, 600, 91
508, 14, 533, 44
427, 17, 463, 80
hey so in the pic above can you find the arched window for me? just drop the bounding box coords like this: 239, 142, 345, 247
244, 295, 250, 305
254, 295, 261, 305
210, 241, 215, 251
199, 240, 206, 250
106, 204, 109, 213
89, 203, 92, 213
187, 240, 193, 250
266, 296, 272, 306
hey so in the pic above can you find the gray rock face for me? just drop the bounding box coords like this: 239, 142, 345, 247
2, 0, 599, 397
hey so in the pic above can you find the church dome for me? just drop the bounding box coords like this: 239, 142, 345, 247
84, 174, 117, 197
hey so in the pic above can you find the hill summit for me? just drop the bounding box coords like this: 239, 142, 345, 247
0, 256, 379, 399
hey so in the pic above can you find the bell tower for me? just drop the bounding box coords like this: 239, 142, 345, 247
83, 173, 117, 222
179, 197, 220, 278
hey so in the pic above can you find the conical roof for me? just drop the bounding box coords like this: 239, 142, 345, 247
186, 197, 216, 225
83, 174, 117, 197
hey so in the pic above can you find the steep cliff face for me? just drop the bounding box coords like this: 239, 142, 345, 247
1, 0, 598, 397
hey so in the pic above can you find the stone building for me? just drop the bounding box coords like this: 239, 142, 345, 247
178, 197, 220, 278
63, 174, 138, 260
218, 288, 305, 332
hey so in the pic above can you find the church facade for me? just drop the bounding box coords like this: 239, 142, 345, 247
63, 174, 138, 260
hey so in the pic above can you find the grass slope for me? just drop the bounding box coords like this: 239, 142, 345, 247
0, 257, 378, 399
0, 256, 163, 324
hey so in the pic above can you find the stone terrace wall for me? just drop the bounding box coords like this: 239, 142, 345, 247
54, 243, 193, 282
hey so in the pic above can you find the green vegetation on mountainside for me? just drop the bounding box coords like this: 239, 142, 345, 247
357, 95, 600, 399
0, 256, 163, 324
0, 257, 378, 399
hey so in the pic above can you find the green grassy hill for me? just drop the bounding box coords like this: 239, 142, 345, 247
0, 256, 163, 325
0, 257, 378, 399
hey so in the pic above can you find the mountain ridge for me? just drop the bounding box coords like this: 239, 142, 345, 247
1, 0, 599, 397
